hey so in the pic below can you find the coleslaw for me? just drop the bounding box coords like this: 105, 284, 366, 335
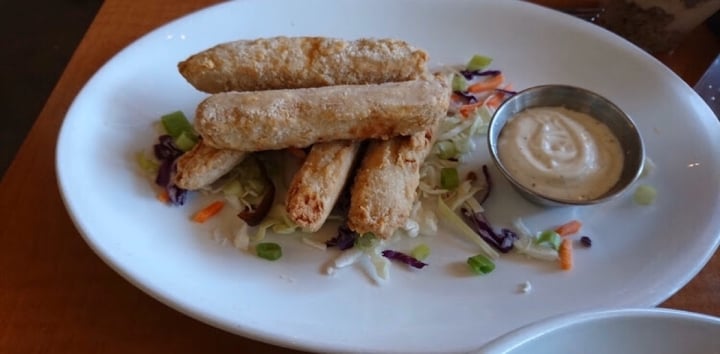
138, 55, 588, 283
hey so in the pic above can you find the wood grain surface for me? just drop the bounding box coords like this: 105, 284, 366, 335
1, 1, 718, 353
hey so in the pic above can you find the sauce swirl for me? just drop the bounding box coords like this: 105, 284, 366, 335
497, 107, 624, 201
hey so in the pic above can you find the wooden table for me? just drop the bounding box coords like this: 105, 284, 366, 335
1, 1, 718, 353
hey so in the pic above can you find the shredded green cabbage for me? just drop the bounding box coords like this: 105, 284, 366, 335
406, 76, 500, 241
254, 204, 298, 242
369, 249, 391, 280
512, 218, 559, 261
437, 198, 499, 259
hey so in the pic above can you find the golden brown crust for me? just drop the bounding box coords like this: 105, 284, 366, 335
285, 141, 361, 232
178, 36, 429, 93
173, 141, 246, 190
194, 77, 450, 152
347, 120, 440, 239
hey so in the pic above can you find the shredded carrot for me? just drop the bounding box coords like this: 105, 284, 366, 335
559, 238, 573, 270
485, 93, 505, 109
287, 147, 307, 159
458, 101, 484, 118
555, 220, 582, 237
459, 93, 505, 116
192, 201, 225, 223
156, 190, 170, 204
487, 84, 515, 109
467, 73, 505, 93
459, 83, 514, 115
451, 92, 467, 103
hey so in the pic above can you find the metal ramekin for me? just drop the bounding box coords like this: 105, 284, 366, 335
487, 85, 645, 207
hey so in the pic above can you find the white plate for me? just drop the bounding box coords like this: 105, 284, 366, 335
477, 308, 720, 354
56, 0, 720, 352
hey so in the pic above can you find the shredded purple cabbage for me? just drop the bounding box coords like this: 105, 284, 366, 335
166, 185, 187, 205
460, 208, 516, 253
460, 69, 501, 80
501, 228, 518, 243
153, 135, 183, 161
452, 91, 478, 104
326, 224, 358, 250
476, 165, 492, 205
153, 135, 187, 205
495, 88, 518, 96
381, 250, 428, 269
462, 165, 517, 253
155, 159, 174, 187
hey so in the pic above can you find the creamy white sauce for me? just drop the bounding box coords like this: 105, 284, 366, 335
497, 106, 624, 201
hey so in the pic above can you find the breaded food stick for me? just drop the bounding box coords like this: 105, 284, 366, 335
178, 36, 429, 93
285, 141, 361, 232
347, 120, 440, 239
173, 141, 246, 190
195, 77, 450, 152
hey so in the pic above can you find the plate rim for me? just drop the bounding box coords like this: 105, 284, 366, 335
478, 307, 720, 354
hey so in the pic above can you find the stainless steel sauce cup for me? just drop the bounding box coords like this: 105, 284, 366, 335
487, 85, 645, 207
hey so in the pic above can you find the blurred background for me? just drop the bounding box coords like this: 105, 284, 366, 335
1, 0, 103, 178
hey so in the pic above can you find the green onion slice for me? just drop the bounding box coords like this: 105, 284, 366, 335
535, 230, 562, 250
452, 74, 468, 92
256, 242, 282, 261
355, 232, 377, 250
411, 244, 431, 261
467, 254, 495, 275
161, 111, 194, 138
466, 55, 493, 71
440, 167, 460, 190
174, 131, 198, 151
135, 152, 159, 175
633, 184, 657, 205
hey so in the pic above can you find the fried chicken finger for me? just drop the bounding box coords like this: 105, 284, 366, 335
178, 36, 428, 93
194, 77, 449, 152
347, 120, 440, 239
285, 141, 361, 232
173, 141, 247, 190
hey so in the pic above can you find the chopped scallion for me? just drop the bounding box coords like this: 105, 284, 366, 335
633, 184, 657, 205
174, 131, 197, 151
135, 151, 159, 175
256, 242, 282, 261
440, 167, 460, 190
355, 232, 377, 250
535, 230, 562, 250
410, 244, 431, 261
452, 74, 468, 92
161, 111, 194, 138
467, 254, 495, 275
466, 55, 493, 71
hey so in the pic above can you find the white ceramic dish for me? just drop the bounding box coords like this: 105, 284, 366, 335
477, 308, 720, 354
56, 0, 720, 353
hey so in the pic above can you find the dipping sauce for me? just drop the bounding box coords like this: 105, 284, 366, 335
497, 106, 624, 201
